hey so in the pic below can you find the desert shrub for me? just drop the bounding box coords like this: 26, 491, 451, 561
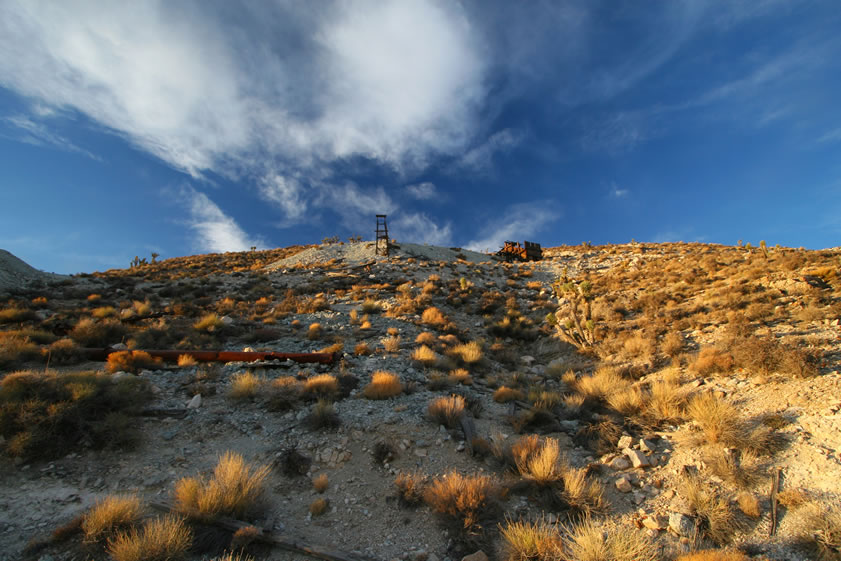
307, 399, 340, 429
415, 332, 437, 345
381, 335, 401, 353
661, 331, 685, 357
676, 552, 748, 561
174, 451, 270, 520
360, 299, 382, 314
412, 344, 439, 366
297, 296, 329, 314
427, 395, 465, 428
575, 366, 628, 403
683, 476, 739, 544
106, 350, 161, 374
307, 323, 322, 340
424, 471, 501, 529
309, 498, 328, 516
573, 419, 623, 456
514, 436, 563, 486
0, 307, 38, 324
607, 386, 645, 417
0, 333, 42, 368
107, 515, 192, 561
690, 347, 734, 376
791, 503, 841, 560
193, 313, 225, 332
265, 377, 302, 411
421, 306, 448, 327
395, 471, 428, 506
354, 342, 372, 356
737, 491, 761, 518
363, 371, 403, 399
229, 371, 263, 400
92, 306, 116, 319
82, 495, 143, 543
729, 335, 819, 378
0, 370, 151, 459
561, 466, 608, 514
47, 338, 85, 365
687, 393, 747, 448
500, 518, 562, 561
69, 318, 126, 347
494, 386, 523, 403
177, 354, 197, 367
450, 341, 483, 364
564, 516, 659, 561
312, 473, 329, 493
303, 374, 339, 399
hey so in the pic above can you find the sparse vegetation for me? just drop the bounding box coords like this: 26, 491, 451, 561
107, 515, 192, 561
363, 371, 403, 399
174, 451, 270, 520
82, 495, 143, 543
427, 395, 466, 428
424, 470, 500, 529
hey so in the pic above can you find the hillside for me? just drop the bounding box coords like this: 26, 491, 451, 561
1, 241, 840, 561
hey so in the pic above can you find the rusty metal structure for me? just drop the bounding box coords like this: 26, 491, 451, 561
81, 347, 338, 365
496, 240, 543, 262
375, 214, 389, 256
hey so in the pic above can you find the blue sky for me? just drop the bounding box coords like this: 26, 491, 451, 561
1, 1, 840, 274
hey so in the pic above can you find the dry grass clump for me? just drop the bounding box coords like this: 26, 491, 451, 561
92, 305, 117, 319
307, 322, 322, 340
107, 515, 192, 561
82, 495, 143, 543
564, 516, 659, 561
106, 350, 161, 374
514, 436, 563, 486
0, 332, 42, 368
0, 370, 151, 459
423, 471, 500, 529
450, 341, 483, 364
174, 451, 270, 520
354, 341, 372, 356
737, 491, 761, 518
412, 344, 439, 366
607, 386, 645, 417
575, 366, 628, 403
360, 298, 383, 314
363, 371, 403, 399
686, 393, 744, 446
177, 354, 197, 367
194, 312, 225, 332
644, 371, 689, 425
303, 374, 339, 398
790, 503, 841, 560
683, 476, 739, 544
494, 386, 524, 403
309, 498, 329, 516
676, 551, 748, 561
561, 466, 608, 514
0, 307, 38, 324
690, 346, 735, 376
229, 371, 263, 400
381, 335, 401, 353
500, 517, 562, 561
662, 331, 685, 357
69, 318, 126, 347
729, 335, 820, 378
415, 332, 437, 345
395, 471, 428, 506
312, 473, 329, 493
421, 306, 448, 327
307, 399, 340, 429
427, 395, 466, 428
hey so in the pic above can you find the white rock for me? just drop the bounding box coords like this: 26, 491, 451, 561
623, 448, 650, 468
615, 477, 632, 493
187, 394, 202, 409
617, 435, 634, 449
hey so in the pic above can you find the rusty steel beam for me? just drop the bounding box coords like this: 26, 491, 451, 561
80, 347, 338, 365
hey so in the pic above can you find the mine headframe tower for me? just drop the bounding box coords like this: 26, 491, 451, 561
375, 214, 389, 256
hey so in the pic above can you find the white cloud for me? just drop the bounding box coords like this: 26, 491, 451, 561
393, 213, 452, 246
180, 187, 265, 253
0, 1, 487, 180
609, 183, 629, 198
465, 203, 559, 253
405, 182, 438, 201
1, 114, 101, 160
259, 174, 308, 224
818, 127, 841, 144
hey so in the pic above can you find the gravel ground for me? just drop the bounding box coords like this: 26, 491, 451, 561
266, 242, 494, 270
0, 249, 66, 293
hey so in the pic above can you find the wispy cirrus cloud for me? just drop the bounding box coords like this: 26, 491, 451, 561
405, 182, 439, 201
1, 114, 101, 160
180, 186, 265, 253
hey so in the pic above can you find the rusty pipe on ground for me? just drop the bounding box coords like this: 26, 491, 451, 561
80, 347, 338, 365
